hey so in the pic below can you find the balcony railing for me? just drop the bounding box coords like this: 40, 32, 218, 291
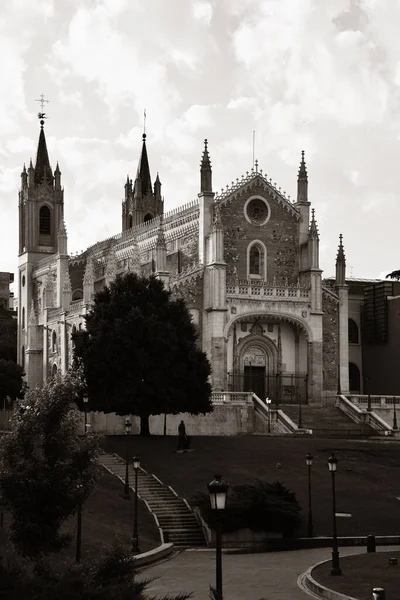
226, 278, 310, 301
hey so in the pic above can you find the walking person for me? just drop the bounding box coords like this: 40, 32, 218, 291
177, 420, 186, 451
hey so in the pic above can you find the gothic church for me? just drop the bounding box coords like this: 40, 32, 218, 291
17, 118, 349, 404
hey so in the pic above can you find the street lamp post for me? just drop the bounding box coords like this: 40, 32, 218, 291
124, 418, 132, 499
328, 454, 342, 576
266, 397, 271, 433
208, 475, 229, 600
393, 397, 398, 430
132, 456, 140, 552
306, 453, 314, 538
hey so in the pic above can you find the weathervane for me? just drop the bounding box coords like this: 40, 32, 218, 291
35, 93, 49, 122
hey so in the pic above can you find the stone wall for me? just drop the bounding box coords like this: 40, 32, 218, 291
84, 404, 254, 436
220, 183, 299, 282
170, 272, 204, 344
322, 290, 339, 394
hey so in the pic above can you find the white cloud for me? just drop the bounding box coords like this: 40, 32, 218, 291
192, 1, 214, 25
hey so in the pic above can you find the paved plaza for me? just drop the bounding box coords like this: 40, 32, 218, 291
142, 545, 383, 600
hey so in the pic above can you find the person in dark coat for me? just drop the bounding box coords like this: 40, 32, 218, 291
178, 420, 189, 451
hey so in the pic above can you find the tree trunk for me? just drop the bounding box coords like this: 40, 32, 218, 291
140, 414, 151, 436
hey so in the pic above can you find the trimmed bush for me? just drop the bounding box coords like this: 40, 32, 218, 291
193, 480, 301, 536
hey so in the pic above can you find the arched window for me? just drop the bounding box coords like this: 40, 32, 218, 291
348, 318, 359, 344
52, 330, 57, 352
21, 346, 25, 369
144, 213, 153, 223
128, 214, 133, 229
247, 241, 266, 279
349, 362, 361, 392
39, 205, 51, 235
72, 289, 83, 301
52, 363, 58, 377
72, 325, 77, 335
22, 307, 25, 329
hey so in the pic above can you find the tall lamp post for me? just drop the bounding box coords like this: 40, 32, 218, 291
208, 475, 229, 600
266, 397, 271, 433
132, 456, 140, 552
328, 454, 342, 576
298, 393, 303, 428
124, 418, 132, 499
306, 453, 314, 538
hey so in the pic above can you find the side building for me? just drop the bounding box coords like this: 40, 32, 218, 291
17, 119, 351, 402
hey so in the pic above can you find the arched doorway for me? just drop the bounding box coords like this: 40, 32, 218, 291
243, 346, 267, 399
349, 362, 360, 393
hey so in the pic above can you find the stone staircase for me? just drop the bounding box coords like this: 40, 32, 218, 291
100, 453, 206, 549
279, 404, 376, 438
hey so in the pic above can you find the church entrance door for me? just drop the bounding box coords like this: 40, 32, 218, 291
244, 366, 265, 400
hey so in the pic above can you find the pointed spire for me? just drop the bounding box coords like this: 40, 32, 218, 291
297, 150, 308, 203
335, 234, 346, 285
135, 133, 153, 197
58, 219, 68, 255
21, 163, 28, 188
308, 208, 319, 240
200, 139, 212, 193
298, 150, 308, 181
336, 234, 345, 264
154, 172, 162, 200
34, 122, 53, 186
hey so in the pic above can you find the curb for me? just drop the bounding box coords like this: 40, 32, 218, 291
299, 555, 363, 600
133, 542, 175, 568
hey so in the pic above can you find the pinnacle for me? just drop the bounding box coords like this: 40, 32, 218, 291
308, 207, 319, 240
298, 150, 308, 181
200, 138, 211, 170
336, 233, 346, 264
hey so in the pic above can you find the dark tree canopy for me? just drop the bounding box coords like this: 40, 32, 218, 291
73, 274, 212, 432
0, 359, 25, 403
0, 310, 17, 363
386, 270, 400, 281
0, 371, 99, 557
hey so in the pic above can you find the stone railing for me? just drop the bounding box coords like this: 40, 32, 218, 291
211, 392, 253, 404
348, 395, 400, 408
226, 279, 310, 301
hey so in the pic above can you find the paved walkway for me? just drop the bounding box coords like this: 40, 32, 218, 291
142, 546, 364, 599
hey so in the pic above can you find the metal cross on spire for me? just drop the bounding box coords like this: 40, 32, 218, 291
35, 93, 49, 121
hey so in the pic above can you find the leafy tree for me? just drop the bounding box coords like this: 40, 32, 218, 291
0, 542, 192, 599
386, 270, 400, 280
0, 309, 17, 362
73, 273, 212, 435
0, 358, 25, 404
0, 371, 100, 558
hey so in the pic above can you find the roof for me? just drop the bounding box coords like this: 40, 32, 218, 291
34, 126, 53, 186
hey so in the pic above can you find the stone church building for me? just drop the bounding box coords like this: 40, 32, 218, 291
17, 119, 350, 404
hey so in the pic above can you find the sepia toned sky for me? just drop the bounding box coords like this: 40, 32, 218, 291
0, 0, 399, 284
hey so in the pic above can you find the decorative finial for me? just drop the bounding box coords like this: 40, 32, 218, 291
255, 159, 259, 173
298, 149, 308, 181
143, 108, 147, 136
35, 93, 49, 125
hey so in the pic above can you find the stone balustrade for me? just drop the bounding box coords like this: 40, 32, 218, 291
211, 391, 253, 404
349, 395, 400, 407
226, 279, 310, 301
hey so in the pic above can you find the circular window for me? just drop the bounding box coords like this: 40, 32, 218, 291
22, 275, 25, 287
244, 197, 270, 226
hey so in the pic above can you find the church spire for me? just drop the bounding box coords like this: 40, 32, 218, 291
308, 208, 319, 240
200, 139, 212, 193
297, 150, 308, 204
335, 233, 346, 285
34, 119, 53, 187
135, 133, 153, 197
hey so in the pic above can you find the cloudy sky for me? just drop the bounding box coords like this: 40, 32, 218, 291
0, 0, 399, 285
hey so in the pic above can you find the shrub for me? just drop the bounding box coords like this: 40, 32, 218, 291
193, 480, 301, 536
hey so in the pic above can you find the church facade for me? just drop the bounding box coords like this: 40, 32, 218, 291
17, 120, 350, 403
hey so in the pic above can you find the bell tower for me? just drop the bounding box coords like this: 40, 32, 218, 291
122, 133, 163, 231
18, 97, 64, 370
